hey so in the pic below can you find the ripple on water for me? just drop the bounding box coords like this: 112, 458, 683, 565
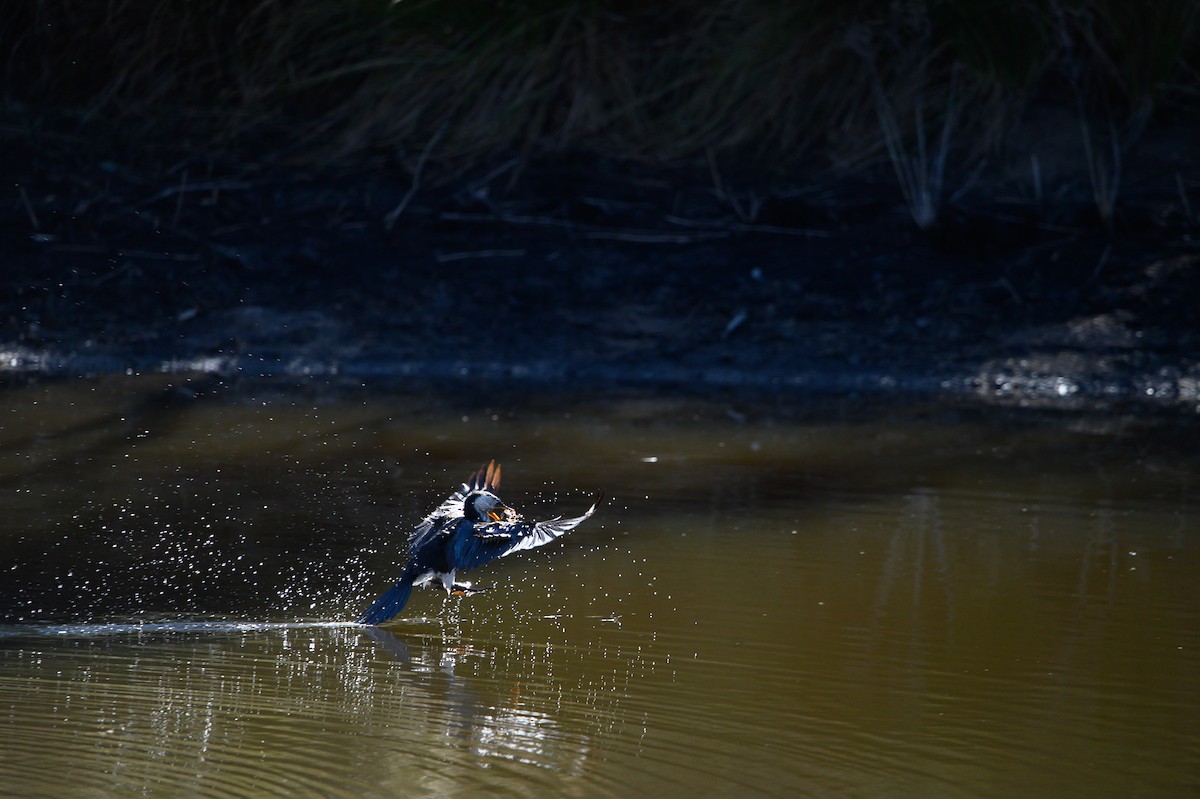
0, 622, 522, 797
4, 385, 1200, 797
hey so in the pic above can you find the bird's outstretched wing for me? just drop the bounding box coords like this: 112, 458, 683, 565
451, 493, 603, 570
407, 461, 503, 550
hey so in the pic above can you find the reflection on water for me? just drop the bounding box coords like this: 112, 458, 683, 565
0, 614, 657, 797
1, 376, 1199, 796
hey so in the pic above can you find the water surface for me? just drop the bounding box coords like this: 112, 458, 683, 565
1, 377, 1198, 796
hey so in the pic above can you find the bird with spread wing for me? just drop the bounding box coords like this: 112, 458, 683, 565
358, 461, 602, 625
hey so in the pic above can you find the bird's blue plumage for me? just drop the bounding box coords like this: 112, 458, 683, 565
357, 461, 601, 625
358, 565, 417, 626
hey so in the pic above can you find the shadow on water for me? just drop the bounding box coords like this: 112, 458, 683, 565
1, 375, 1199, 796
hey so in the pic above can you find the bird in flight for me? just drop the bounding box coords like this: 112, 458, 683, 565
358, 461, 602, 625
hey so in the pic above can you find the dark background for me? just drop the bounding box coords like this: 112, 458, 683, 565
2, 0, 1198, 407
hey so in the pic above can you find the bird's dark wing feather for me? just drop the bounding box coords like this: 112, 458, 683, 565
357, 563, 419, 625
406, 485, 468, 550
450, 494, 602, 570
408, 514, 455, 556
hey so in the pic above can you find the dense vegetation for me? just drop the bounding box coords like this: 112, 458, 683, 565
3, 0, 1198, 226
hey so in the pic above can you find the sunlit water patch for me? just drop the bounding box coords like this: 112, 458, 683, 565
1, 376, 1199, 796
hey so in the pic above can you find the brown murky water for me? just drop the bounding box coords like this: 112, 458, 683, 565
1, 377, 1198, 796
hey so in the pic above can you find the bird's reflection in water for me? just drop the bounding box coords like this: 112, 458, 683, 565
360, 621, 595, 774
362, 625, 411, 664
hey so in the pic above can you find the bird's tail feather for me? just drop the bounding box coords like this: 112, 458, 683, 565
358, 567, 417, 626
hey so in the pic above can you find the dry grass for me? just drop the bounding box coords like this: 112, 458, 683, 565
3, 0, 1198, 219
851, 8, 960, 229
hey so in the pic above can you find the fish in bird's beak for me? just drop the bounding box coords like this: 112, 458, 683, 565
487, 503, 520, 523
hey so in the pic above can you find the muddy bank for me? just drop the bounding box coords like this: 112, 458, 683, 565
3, 138, 1198, 412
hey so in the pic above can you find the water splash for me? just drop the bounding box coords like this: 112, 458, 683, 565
0, 617, 360, 639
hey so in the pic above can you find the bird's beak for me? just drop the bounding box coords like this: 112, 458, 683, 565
487, 503, 516, 522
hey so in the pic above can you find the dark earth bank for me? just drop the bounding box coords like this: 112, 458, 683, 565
3, 130, 1199, 413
